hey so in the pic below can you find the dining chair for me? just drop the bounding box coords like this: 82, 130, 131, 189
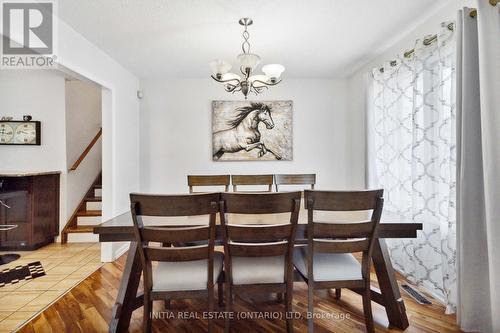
293, 189, 383, 333
130, 193, 224, 333
231, 174, 274, 192
219, 192, 302, 333
274, 174, 316, 192
187, 175, 230, 193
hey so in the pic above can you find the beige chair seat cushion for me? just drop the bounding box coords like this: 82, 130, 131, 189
293, 246, 362, 281
153, 251, 223, 291
232, 255, 285, 285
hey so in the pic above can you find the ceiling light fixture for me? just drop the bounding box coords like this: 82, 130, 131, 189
210, 18, 285, 99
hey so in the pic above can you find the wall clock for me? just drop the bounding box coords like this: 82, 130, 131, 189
0, 121, 41, 145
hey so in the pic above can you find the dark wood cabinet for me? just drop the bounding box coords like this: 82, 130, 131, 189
0, 172, 60, 250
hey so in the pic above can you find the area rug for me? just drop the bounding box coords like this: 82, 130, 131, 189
0, 261, 45, 288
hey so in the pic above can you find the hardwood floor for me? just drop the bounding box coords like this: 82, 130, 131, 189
18, 253, 462, 333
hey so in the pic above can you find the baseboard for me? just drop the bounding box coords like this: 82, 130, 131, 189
112, 242, 130, 261
419, 279, 446, 304
55, 234, 99, 243
393, 266, 447, 305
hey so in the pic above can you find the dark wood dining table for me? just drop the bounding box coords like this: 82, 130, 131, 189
94, 209, 422, 332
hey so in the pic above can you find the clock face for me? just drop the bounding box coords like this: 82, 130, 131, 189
0, 123, 14, 143
14, 123, 37, 143
0, 121, 40, 145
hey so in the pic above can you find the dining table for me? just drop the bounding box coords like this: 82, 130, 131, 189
94, 207, 422, 332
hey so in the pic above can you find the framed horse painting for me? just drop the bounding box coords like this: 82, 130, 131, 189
212, 100, 293, 161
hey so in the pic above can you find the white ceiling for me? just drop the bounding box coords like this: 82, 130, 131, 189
58, 0, 448, 79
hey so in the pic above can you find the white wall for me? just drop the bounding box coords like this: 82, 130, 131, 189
0, 14, 141, 260
55, 17, 140, 260
346, 0, 476, 186
0, 70, 68, 230
0, 70, 66, 172
139, 78, 357, 193
56, 16, 140, 217
64, 80, 102, 242
65, 80, 101, 166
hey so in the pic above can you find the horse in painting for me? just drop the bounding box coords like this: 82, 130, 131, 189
212, 102, 282, 160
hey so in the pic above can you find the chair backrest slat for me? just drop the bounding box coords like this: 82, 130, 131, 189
187, 175, 230, 193
130, 193, 219, 216
227, 224, 292, 242
222, 192, 299, 214
313, 239, 370, 253
144, 246, 209, 262
313, 221, 373, 238
274, 174, 316, 192
232, 174, 273, 192
140, 226, 210, 243
305, 189, 383, 211
229, 242, 289, 257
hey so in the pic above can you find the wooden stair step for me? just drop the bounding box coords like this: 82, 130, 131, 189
61, 171, 102, 244
65, 225, 99, 233
77, 210, 102, 217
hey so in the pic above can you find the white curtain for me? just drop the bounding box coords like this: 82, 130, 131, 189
368, 22, 457, 312
457, 5, 500, 333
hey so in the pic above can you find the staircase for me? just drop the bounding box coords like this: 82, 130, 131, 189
61, 173, 102, 244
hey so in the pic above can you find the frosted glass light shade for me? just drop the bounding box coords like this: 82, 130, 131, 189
237, 53, 261, 71
262, 64, 285, 81
249, 74, 269, 88
222, 73, 241, 82
209, 59, 232, 77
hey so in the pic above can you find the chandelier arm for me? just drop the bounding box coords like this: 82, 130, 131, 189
251, 79, 282, 87
250, 83, 268, 95
211, 75, 241, 85
254, 86, 267, 94
225, 83, 242, 93
231, 86, 242, 94
252, 86, 262, 95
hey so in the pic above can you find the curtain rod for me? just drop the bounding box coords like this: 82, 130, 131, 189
378, 20, 454, 73
471, 0, 499, 17
402, 1, 499, 58
403, 22, 454, 59
377, 1, 498, 74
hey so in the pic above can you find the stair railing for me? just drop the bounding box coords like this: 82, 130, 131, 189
69, 128, 102, 171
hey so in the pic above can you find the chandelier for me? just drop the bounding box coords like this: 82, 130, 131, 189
210, 18, 285, 99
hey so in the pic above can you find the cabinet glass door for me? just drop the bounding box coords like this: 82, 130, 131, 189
0, 190, 29, 248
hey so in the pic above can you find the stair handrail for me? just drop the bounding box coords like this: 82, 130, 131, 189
69, 128, 102, 171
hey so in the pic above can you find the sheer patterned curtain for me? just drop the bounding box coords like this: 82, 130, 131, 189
368, 22, 457, 312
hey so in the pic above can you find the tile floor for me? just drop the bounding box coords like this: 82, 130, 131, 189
0, 243, 102, 332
